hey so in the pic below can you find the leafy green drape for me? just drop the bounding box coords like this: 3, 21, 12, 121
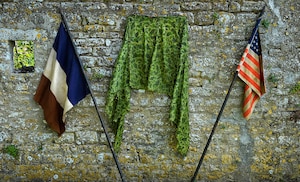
105, 15, 189, 155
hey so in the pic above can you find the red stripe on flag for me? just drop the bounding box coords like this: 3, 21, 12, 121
243, 93, 259, 119
241, 56, 245, 62
238, 70, 261, 95
34, 74, 65, 135
246, 53, 259, 67
242, 61, 260, 79
243, 85, 252, 104
237, 47, 250, 72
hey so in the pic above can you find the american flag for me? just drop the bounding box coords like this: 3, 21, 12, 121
237, 17, 266, 120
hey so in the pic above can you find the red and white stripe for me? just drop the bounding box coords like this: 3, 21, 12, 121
237, 44, 265, 119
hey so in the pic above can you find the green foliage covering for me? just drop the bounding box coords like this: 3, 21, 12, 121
13, 40, 34, 70
289, 81, 300, 94
106, 15, 190, 155
91, 73, 104, 81
261, 19, 270, 29
3, 145, 19, 159
267, 73, 279, 84
212, 12, 219, 22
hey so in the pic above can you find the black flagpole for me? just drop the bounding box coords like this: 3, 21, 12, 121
59, 8, 126, 182
191, 71, 238, 182
191, 6, 265, 182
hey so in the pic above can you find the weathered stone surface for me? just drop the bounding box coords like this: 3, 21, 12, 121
0, 0, 299, 181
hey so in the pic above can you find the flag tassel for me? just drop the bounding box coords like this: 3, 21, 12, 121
59, 9, 126, 182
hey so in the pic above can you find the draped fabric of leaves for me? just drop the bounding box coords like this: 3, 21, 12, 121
105, 15, 189, 155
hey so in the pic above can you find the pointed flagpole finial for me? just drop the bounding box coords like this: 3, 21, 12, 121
258, 6, 266, 19
59, 7, 62, 15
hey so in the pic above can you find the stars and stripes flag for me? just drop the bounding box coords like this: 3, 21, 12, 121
34, 23, 90, 135
236, 16, 266, 120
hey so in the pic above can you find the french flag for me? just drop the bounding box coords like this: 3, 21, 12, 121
34, 23, 90, 135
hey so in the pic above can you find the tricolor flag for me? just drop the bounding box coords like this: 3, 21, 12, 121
237, 16, 266, 120
34, 23, 90, 135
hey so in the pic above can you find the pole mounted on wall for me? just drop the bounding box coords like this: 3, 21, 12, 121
59, 8, 126, 182
191, 6, 265, 182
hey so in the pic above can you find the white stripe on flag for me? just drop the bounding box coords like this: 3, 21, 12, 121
43, 48, 73, 121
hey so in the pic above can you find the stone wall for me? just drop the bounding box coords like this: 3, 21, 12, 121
0, 0, 299, 181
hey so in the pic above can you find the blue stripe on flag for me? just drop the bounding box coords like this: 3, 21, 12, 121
52, 23, 90, 105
